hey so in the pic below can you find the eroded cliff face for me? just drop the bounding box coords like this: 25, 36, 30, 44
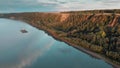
1, 12, 120, 27
0, 10, 120, 65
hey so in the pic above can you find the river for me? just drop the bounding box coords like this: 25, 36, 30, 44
0, 18, 113, 68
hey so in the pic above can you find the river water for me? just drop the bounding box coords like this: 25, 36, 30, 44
0, 18, 113, 68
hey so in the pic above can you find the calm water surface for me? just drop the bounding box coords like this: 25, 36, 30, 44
0, 19, 113, 68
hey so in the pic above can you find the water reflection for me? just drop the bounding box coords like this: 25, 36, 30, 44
10, 41, 54, 68
0, 19, 54, 68
0, 40, 54, 68
0, 19, 112, 68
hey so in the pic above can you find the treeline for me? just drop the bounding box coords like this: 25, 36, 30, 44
1, 9, 120, 64
47, 12, 120, 63
62, 9, 120, 14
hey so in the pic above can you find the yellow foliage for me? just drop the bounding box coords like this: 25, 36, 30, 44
101, 31, 106, 38
98, 31, 106, 38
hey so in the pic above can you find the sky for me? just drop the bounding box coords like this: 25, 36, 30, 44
0, 0, 120, 13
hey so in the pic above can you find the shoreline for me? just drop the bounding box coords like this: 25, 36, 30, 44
3, 17, 120, 68
22, 20, 120, 68
43, 29, 120, 68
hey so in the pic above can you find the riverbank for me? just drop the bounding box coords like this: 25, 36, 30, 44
1, 11, 120, 68
41, 28, 120, 68
17, 19, 120, 68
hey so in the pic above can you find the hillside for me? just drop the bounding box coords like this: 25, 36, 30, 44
0, 9, 120, 66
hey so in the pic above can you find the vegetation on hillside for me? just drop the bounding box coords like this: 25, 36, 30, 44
0, 9, 120, 65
